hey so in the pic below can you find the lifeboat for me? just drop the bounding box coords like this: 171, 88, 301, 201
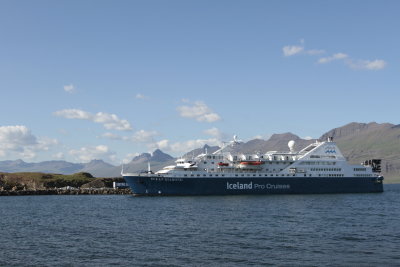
218, 162, 229, 167
239, 161, 264, 165
238, 161, 264, 169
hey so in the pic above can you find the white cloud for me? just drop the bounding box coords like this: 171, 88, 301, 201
204, 127, 222, 138
93, 112, 132, 131
0, 125, 37, 150
283, 39, 325, 57
69, 145, 116, 163
35, 137, 59, 151
303, 136, 313, 140
0, 125, 58, 159
155, 139, 170, 151
64, 84, 75, 93
101, 130, 159, 143
203, 127, 229, 140
177, 101, 221, 122
53, 152, 65, 160
123, 152, 140, 164
252, 134, 272, 140
318, 53, 348, 64
54, 109, 132, 131
282, 45, 304, 56
101, 132, 123, 140
54, 109, 91, 120
284, 40, 386, 71
151, 138, 220, 154
131, 130, 158, 143
347, 59, 387, 70
136, 93, 147, 99
318, 55, 386, 70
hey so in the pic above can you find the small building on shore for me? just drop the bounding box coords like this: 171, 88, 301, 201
113, 182, 129, 189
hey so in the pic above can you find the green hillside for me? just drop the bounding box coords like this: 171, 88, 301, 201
0, 172, 97, 190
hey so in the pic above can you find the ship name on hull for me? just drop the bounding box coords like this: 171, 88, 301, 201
226, 182, 253, 190
226, 182, 290, 190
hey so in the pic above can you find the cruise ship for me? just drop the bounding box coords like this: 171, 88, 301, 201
122, 136, 383, 196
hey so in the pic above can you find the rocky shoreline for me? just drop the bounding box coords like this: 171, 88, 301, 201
0, 188, 132, 196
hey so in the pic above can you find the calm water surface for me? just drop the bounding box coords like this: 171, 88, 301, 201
1, 184, 400, 266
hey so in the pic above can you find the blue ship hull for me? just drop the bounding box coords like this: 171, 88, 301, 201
123, 175, 384, 196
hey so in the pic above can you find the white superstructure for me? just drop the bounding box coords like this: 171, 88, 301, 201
154, 137, 381, 179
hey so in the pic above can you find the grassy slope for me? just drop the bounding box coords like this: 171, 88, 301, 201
0, 172, 97, 190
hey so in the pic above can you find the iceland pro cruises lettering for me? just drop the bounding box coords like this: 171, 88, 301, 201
226, 182, 290, 190
226, 182, 253, 190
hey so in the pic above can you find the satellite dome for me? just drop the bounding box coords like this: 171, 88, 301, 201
288, 140, 295, 152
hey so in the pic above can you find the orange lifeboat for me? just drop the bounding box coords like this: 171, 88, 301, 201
239, 161, 264, 165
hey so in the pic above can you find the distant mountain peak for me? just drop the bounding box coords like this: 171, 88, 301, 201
84, 159, 113, 167
152, 149, 164, 156
151, 149, 174, 162
92, 159, 103, 162
131, 153, 151, 162
129, 150, 173, 164
268, 132, 300, 141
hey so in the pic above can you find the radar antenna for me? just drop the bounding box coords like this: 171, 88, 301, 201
232, 135, 242, 144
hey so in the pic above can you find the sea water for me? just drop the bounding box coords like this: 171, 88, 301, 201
1, 184, 399, 266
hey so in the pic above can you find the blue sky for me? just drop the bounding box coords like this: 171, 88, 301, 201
0, 0, 399, 164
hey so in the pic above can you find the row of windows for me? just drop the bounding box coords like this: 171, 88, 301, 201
301, 161, 337, 165
203, 161, 293, 165
181, 173, 346, 177
310, 168, 342, 172
266, 161, 293, 165
310, 155, 336, 159
354, 174, 373, 177
354, 168, 367, 172
203, 168, 286, 172
184, 173, 301, 177
206, 156, 223, 160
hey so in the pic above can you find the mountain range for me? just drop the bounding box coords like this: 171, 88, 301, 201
1, 122, 400, 182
